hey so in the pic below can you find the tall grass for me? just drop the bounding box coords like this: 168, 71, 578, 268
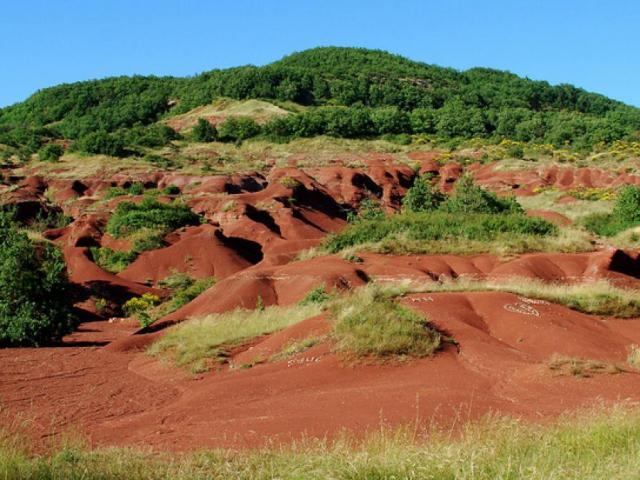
330, 285, 441, 359
322, 212, 558, 254
147, 303, 322, 373
3, 405, 640, 479
405, 277, 640, 318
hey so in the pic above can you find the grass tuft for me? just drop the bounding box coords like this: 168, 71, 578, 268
330, 285, 441, 360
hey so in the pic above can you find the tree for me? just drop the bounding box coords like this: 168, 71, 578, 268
0, 211, 76, 346
613, 185, 640, 223
38, 143, 64, 162
191, 118, 217, 142
217, 117, 261, 142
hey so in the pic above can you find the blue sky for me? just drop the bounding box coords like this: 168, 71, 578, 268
1, 0, 638, 108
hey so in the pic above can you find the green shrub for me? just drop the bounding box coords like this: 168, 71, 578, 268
299, 284, 335, 306
323, 211, 556, 253
217, 117, 261, 142
402, 174, 444, 213
106, 197, 200, 238
38, 143, 64, 162
613, 185, 640, 223
0, 212, 76, 346
441, 176, 523, 214
73, 130, 126, 157
127, 182, 144, 196
582, 185, 640, 236
123, 293, 161, 327
331, 285, 440, 359
192, 118, 218, 142
162, 184, 180, 195
104, 186, 128, 200
348, 198, 385, 223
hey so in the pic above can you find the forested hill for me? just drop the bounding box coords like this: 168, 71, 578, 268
1, 47, 639, 158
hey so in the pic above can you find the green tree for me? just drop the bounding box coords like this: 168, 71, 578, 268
0, 212, 76, 346
192, 118, 217, 142
38, 143, 64, 162
613, 185, 640, 223
217, 117, 261, 142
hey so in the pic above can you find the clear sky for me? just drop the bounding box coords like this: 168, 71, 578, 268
1, 0, 638, 108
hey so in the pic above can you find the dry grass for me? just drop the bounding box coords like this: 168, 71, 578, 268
547, 354, 623, 377
628, 345, 640, 370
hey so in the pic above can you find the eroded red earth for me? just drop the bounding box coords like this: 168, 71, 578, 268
1, 156, 640, 451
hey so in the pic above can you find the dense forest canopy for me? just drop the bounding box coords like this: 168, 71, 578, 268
1, 47, 639, 157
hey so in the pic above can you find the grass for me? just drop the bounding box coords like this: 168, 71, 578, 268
628, 345, 640, 370
404, 277, 640, 318
330, 285, 441, 360
517, 189, 615, 221
147, 303, 323, 373
3, 405, 640, 479
321, 211, 563, 256
547, 354, 623, 377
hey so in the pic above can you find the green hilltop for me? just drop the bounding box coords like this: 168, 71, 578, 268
1, 46, 639, 159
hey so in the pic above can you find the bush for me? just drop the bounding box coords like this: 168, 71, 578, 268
441, 176, 523, 214
192, 118, 218, 142
348, 198, 385, 223
582, 185, 640, 236
217, 117, 261, 142
162, 184, 180, 195
123, 293, 161, 327
402, 174, 444, 213
74, 130, 126, 156
106, 197, 200, 238
0, 212, 76, 346
38, 143, 64, 162
299, 284, 335, 306
613, 185, 640, 223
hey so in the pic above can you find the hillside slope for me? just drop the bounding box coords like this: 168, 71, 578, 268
1, 47, 639, 160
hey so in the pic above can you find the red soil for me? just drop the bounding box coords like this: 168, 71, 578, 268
3, 159, 640, 452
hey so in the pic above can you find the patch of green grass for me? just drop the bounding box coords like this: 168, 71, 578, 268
89, 247, 137, 273
582, 213, 638, 237
3, 405, 640, 479
299, 283, 336, 306
322, 211, 564, 256
330, 285, 441, 360
147, 303, 322, 373
406, 277, 640, 318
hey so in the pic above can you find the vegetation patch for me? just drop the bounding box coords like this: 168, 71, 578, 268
0, 211, 76, 346
407, 277, 640, 318
106, 197, 200, 238
547, 354, 623, 377
148, 303, 322, 373
3, 405, 640, 479
323, 211, 557, 254
583, 185, 640, 236
330, 285, 441, 360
